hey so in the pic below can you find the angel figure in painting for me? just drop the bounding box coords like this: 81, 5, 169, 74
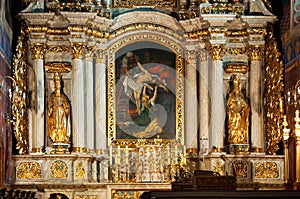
227, 74, 250, 144
47, 73, 71, 143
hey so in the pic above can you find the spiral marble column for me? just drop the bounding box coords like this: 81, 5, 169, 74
249, 45, 264, 153
95, 50, 107, 153
209, 44, 225, 151
71, 43, 86, 153
30, 43, 45, 154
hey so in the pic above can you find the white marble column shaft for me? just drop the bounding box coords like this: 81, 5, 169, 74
199, 52, 209, 153
250, 60, 264, 152
31, 59, 44, 153
209, 59, 225, 150
185, 52, 198, 150
72, 59, 86, 151
95, 56, 107, 152
85, 57, 95, 152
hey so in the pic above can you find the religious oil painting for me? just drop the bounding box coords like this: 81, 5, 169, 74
114, 48, 177, 140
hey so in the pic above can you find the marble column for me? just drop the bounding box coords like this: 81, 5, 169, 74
71, 43, 86, 153
85, 47, 95, 153
185, 50, 198, 151
198, 50, 209, 154
95, 50, 107, 153
249, 45, 264, 153
30, 43, 45, 154
209, 45, 225, 151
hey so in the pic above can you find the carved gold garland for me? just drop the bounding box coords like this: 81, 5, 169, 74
12, 26, 29, 155
264, 25, 284, 155
107, 33, 184, 146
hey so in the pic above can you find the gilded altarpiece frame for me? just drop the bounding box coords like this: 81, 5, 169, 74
107, 34, 184, 146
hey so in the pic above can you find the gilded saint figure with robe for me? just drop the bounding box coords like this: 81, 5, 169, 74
47, 73, 71, 143
227, 74, 250, 145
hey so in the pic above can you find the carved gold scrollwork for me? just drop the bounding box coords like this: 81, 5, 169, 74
12, 27, 29, 155
264, 26, 284, 155
255, 162, 279, 178
225, 47, 247, 56
50, 160, 68, 178
111, 190, 142, 199
17, 161, 42, 179
95, 49, 106, 64
233, 160, 247, 178
213, 160, 224, 176
112, 0, 176, 8
30, 43, 45, 60
209, 44, 224, 60
75, 161, 85, 179
47, 45, 70, 53
249, 45, 264, 61
71, 43, 86, 59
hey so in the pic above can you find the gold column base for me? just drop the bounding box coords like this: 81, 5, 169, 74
72, 147, 87, 153
31, 148, 43, 153
211, 147, 224, 153
252, 147, 264, 153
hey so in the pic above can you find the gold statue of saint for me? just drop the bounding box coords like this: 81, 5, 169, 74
227, 75, 250, 144
47, 73, 71, 143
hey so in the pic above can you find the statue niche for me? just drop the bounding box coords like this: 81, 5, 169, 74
47, 73, 71, 144
226, 74, 250, 154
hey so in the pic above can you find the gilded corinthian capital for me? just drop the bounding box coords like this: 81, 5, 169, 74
71, 43, 85, 59
209, 44, 224, 60
30, 43, 45, 60
249, 45, 263, 61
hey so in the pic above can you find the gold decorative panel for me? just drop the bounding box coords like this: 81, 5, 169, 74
254, 162, 279, 179
17, 161, 41, 179
50, 160, 68, 179
112, 0, 176, 8
111, 190, 143, 199
75, 161, 85, 179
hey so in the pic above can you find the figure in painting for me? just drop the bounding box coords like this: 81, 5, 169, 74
47, 73, 71, 143
227, 74, 250, 144
123, 52, 167, 115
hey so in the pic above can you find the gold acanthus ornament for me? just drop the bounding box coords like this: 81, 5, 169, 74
227, 74, 250, 144
47, 73, 71, 144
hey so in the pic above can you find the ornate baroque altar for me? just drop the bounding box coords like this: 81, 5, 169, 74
10, 0, 287, 198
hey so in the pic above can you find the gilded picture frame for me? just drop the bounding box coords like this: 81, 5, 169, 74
107, 34, 184, 146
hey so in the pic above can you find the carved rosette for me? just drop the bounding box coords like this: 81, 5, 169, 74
264, 26, 284, 155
